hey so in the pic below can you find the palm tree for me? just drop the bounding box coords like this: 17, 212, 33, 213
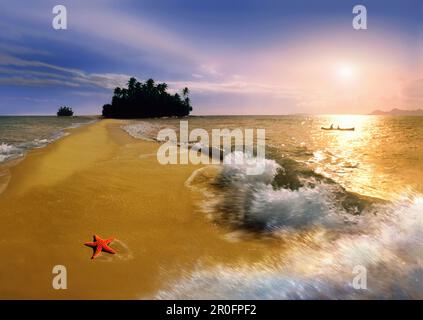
127, 77, 137, 90
135, 81, 141, 92
146, 78, 155, 88
120, 88, 128, 98
182, 87, 189, 98
114, 87, 122, 98
157, 83, 168, 94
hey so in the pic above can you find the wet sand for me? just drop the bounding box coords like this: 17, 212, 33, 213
0, 119, 278, 299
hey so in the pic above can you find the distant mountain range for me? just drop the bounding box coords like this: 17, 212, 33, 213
370, 108, 423, 116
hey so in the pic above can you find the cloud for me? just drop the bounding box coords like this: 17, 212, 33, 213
0, 53, 130, 89
0, 53, 85, 76
199, 64, 222, 77
0, 52, 302, 100
0, 66, 74, 80
0, 77, 80, 87
0, 1, 227, 79
168, 80, 301, 98
0, 43, 51, 56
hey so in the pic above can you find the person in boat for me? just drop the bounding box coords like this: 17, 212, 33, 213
337, 125, 340, 129
330, 124, 333, 129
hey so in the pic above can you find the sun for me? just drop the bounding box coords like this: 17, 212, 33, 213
336, 64, 355, 80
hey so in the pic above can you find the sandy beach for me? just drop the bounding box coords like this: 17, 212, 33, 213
0, 119, 278, 299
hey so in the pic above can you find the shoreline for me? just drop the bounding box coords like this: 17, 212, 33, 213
0, 118, 97, 196
0, 116, 98, 190
0, 119, 277, 299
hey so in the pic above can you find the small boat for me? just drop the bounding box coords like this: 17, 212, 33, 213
321, 127, 355, 131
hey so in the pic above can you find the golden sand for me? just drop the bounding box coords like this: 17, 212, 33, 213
0, 119, 279, 299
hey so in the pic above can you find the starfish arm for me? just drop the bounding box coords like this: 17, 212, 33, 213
84, 242, 97, 247
102, 244, 116, 254
92, 245, 103, 259
105, 238, 115, 244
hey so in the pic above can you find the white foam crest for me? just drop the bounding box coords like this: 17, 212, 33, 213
0, 143, 18, 154
67, 119, 97, 129
221, 151, 280, 185
154, 265, 360, 300
122, 122, 163, 141
248, 184, 343, 230
0, 143, 23, 163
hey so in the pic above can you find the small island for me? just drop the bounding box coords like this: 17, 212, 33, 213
370, 108, 423, 116
57, 106, 74, 116
102, 77, 192, 118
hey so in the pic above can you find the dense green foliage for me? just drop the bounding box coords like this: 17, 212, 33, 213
57, 106, 74, 116
102, 77, 192, 118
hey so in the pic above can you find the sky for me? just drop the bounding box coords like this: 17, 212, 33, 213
0, 0, 421, 115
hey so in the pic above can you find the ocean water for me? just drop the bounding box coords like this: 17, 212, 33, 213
0, 116, 95, 163
124, 115, 423, 199
124, 115, 423, 299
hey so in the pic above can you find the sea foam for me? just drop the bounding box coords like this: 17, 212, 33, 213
154, 196, 423, 299
122, 122, 164, 141
0, 143, 23, 163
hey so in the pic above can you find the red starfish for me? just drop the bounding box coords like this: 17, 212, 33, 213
84, 235, 117, 259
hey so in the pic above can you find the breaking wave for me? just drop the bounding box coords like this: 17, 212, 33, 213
155, 193, 423, 299
173, 150, 423, 299
186, 150, 378, 234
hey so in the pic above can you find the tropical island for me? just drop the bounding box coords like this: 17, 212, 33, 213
102, 77, 192, 118
57, 106, 74, 116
